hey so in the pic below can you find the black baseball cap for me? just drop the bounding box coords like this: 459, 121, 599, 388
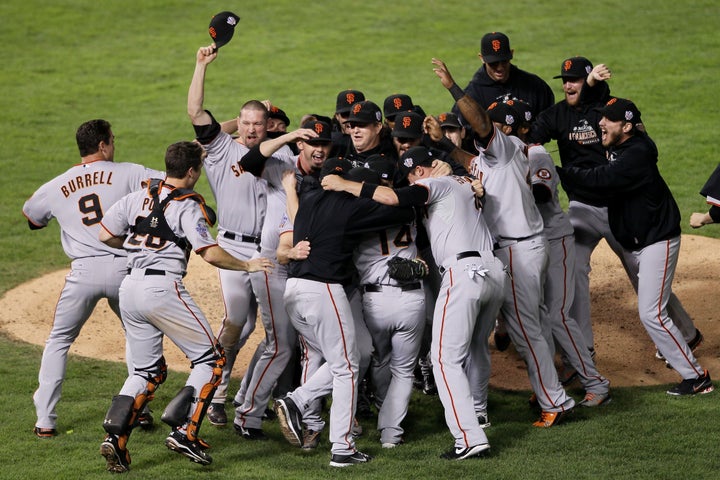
268, 105, 290, 127
436, 112, 461, 128
481, 32, 513, 63
595, 97, 642, 125
301, 120, 332, 144
553, 56, 593, 79
347, 166, 381, 184
345, 100, 382, 125
486, 101, 521, 133
383, 94, 414, 120
505, 99, 533, 124
209, 12, 240, 49
319, 157, 352, 180
398, 146, 435, 179
336, 90, 366, 115
391, 111, 424, 139
364, 154, 396, 181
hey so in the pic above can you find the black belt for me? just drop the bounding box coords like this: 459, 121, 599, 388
128, 268, 166, 276
493, 234, 536, 250
439, 251, 483, 274
223, 231, 261, 244
455, 251, 481, 261
362, 282, 422, 293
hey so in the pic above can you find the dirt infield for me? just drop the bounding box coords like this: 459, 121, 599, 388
1, 235, 718, 390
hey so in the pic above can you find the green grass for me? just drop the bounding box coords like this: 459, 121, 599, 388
2, 0, 720, 478
4, 333, 719, 479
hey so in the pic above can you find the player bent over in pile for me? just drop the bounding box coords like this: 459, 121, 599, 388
97, 141, 272, 473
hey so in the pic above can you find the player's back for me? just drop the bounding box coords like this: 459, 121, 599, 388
415, 175, 494, 262
23, 160, 163, 259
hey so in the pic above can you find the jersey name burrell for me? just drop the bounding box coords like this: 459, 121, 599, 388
60, 170, 114, 197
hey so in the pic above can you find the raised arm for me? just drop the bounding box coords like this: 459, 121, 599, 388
321, 175, 400, 206
188, 44, 218, 126
432, 58, 492, 139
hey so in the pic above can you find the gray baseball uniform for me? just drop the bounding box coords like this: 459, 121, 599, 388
23, 159, 163, 431
414, 174, 507, 451
354, 223, 425, 446
468, 132, 575, 415
529, 144, 610, 398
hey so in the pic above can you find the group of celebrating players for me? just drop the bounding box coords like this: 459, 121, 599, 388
24, 31, 717, 472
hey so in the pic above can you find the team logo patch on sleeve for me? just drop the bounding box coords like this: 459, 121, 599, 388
196, 221, 210, 240
536, 168, 552, 180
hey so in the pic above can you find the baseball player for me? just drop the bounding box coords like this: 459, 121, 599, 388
527, 57, 702, 360
383, 93, 415, 130
491, 100, 611, 406
23, 119, 164, 438
322, 146, 507, 460
689, 163, 720, 229
433, 58, 576, 427
97, 141, 273, 472
274, 158, 414, 467
187, 43, 317, 425
557, 98, 713, 396
453, 32, 555, 125
342, 100, 398, 167
231, 120, 333, 440
349, 166, 427, 448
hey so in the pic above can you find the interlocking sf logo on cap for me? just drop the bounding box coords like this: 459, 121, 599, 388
393, 97, 405, 110
352, 103, 362, 115
402, 115, 413, 128
438, 113, 448, 122
491, 39, 502, 52
314, 123, 324, 134
346, 92, 357, 105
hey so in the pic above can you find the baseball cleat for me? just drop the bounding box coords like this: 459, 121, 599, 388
578, 391, 611, 407
532, 409, 572, 428
329, 450, 372, 467
666, 370, 714, 396
440, 443, 490, 460
658, 328, 704, 362
233, 423, 268, 441
136, 407, 154, 430
100, 434, 131, 473
302, 429, 321, 450
274, 397, 303, 447
476, 411, 491, 428
558, 365, 579, 386
165, 430, 212, 465
206, 403, 227, 426
493, 330, 511, 352
34, 427, 57, 438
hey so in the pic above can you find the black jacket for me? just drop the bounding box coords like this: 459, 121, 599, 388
455, 64, 555, 120
289, 177, 414, 284
557, 133, 681, 250
526, 82, 612, 205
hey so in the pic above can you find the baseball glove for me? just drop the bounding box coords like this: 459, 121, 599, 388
387, 257, 429, 281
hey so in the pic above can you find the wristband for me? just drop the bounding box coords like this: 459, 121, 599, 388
360, 182, 378, 199
449, 83, 465, 102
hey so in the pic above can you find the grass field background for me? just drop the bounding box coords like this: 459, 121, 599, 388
1, 0, 719, 478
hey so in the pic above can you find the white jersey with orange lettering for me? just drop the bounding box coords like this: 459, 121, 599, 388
23, 159, 163, 432
470, 129, 575, 418
529, 144, 610, 400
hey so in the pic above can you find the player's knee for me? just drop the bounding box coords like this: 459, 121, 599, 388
103, 395, 135, 435
161, 385, 195, 427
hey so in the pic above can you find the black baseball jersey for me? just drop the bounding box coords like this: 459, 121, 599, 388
558, 133, 681, 251
700, 163, 720, 222
289, 176, 414, 284
526, 82, 612, 206
454, 64, 555, 120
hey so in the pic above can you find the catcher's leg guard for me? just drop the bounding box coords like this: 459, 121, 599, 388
129, 356, 168, 430
161, 385, 195, 427
103, 395, 135, 436
186, 346, 226, 442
